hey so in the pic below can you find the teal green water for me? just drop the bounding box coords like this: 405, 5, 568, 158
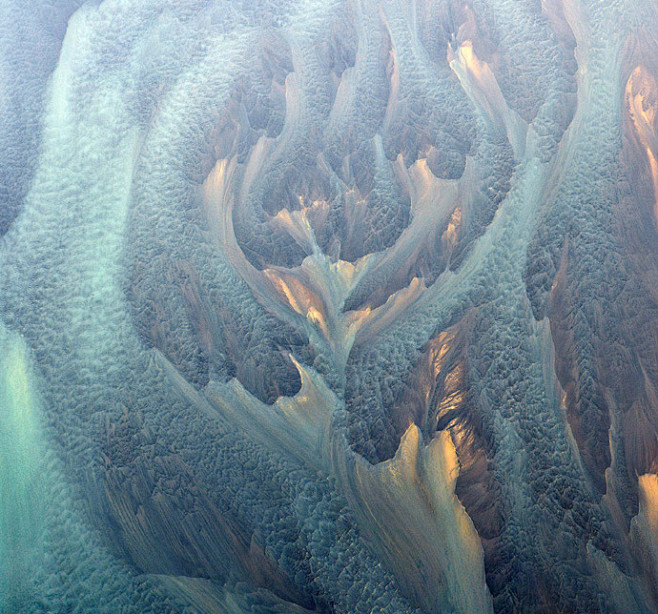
0, 328, 43, 612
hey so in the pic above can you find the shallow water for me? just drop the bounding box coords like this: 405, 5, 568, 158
1, 0, 658, 612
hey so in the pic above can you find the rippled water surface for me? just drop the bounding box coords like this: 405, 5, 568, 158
2, 0, 658, 612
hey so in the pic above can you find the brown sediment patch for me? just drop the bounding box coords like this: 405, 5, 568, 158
631, 473, 658, 602
98, 405, 307, 607
625, 65, 658, 224
334, 424, 492, 613
391, 311, 504, 553
546, 237, 612, 493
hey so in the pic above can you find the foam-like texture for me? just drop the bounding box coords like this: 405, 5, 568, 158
1, 0, 658, 612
